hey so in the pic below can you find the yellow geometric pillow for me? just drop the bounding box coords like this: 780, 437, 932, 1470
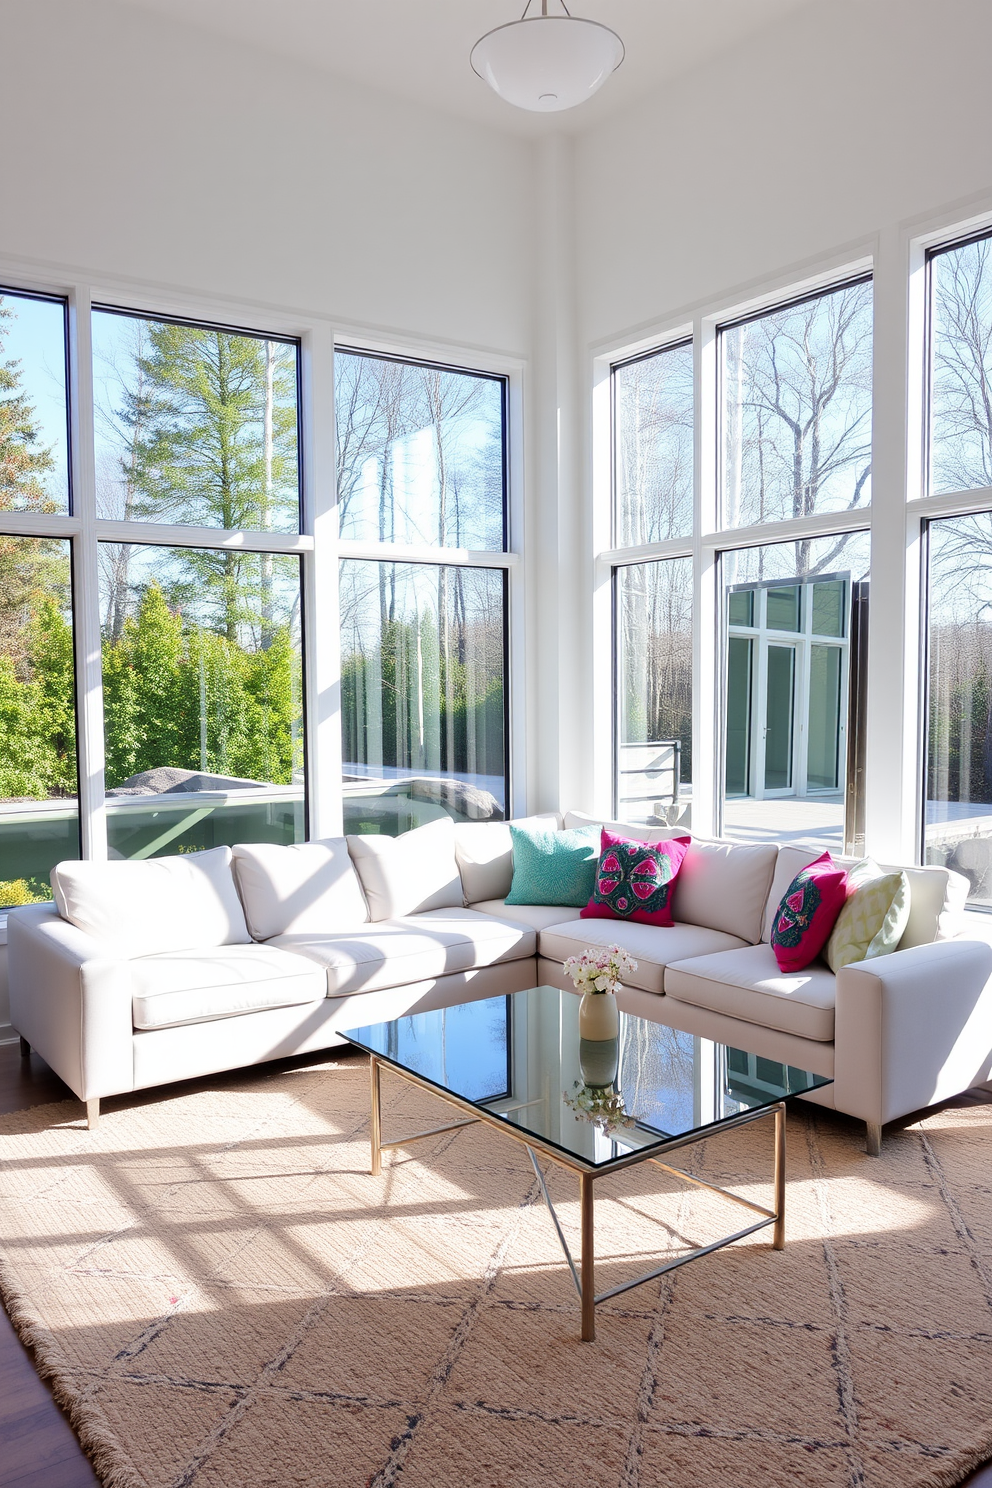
825, 858, 911, 974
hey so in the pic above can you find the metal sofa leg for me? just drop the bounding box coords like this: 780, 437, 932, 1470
86, 1098, 100, 1131
865, 1121, 882, 1156
18, 1036, 30, 1059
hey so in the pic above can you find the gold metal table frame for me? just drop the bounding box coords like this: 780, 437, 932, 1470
368, 1053, 786, 1343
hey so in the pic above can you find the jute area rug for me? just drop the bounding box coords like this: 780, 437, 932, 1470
2, 1056, 992, 1488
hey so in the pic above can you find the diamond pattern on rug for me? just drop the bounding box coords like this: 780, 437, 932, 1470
1, 1058, 992, 1487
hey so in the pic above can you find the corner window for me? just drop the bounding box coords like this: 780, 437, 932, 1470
929, 234, 992, 497
613, 341, 693, 545
924, 512, 992, 907
614, 558, 692, 827
721, 279, 873, 528
722, 531, 869, 851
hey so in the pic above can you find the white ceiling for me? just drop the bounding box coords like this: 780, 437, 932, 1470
118, 0, 816, 134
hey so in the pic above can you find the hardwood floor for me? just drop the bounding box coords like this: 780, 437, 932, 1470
1, 1041, 991, 1487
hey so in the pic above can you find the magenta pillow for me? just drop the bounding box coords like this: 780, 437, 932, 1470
770, 852, 848, 972
580, 830, 691, 927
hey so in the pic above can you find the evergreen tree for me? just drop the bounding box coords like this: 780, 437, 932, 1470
129, 324, 298, 639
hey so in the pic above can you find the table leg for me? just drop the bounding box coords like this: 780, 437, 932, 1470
773, 1102, 786, 1250
580, 1172, 595, 1342
370, 1055, 382, 1177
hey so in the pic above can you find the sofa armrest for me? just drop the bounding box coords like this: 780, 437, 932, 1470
8, 904, 135, 1102
832, 937, 992, 1126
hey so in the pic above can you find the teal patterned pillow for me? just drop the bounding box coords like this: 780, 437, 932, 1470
505, 825, 600, 908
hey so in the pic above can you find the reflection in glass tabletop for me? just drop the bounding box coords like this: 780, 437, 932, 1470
343, 985, 832, 1174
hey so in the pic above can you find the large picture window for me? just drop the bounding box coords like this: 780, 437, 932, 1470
335, 350, 506, 551
721, 531, 869, 850
339, 560, 506, 834
613, 341, 693, 546
0, 537, 78, 905
92, 309, 301, 533
0, 290, 69, 515
100, 543, 304, 860
924, 513, 992, 904
0, 285, 76, 908
336, 349, 511, 835
614, 558, 692, 827
721, 279, 873, 528
929, 235, 992, 497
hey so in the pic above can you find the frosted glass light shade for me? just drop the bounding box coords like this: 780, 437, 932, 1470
470, 16, 624, 113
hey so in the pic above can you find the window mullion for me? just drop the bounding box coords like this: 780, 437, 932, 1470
67, 283, 108, 862
306, 323, 343, 839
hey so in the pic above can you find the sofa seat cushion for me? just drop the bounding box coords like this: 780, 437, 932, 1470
665, 943, 837, 1042
131, 944, 326, 1031
537, 919, 748, 995
469, 899, 581, 932
270, 908, 536, 998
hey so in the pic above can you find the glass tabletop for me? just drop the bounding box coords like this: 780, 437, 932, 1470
342, 986, 832, 1172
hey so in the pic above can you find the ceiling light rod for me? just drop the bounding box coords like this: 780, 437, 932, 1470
521, 0, 573, 16
470, 0, 623, 114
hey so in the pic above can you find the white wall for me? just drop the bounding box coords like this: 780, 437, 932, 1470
0, 0, 535, 355
574, 0, 992, 350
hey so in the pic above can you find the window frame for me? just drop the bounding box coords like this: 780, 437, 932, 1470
716, 271, 874, 535
0, 260, 526, 938
597, 261, 876, 849
333, 339, 519, 829
610, 335, 693, 550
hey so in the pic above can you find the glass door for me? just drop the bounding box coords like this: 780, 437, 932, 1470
763, 642, 797, 792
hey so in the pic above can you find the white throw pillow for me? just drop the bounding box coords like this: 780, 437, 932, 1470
347, 816, 464, 921
232, 838, 369, 940
454, 813, 561, 904
51, 846, 251, 958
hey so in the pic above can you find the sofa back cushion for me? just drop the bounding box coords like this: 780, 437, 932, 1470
563, 809, 686, 842
671, 840, 778, 944
564, 812, 777, 944
454, 813, 561, 904
347, 816, 463, 921
759, 845, 969, 948
232, 839, 369, 941
51, 846, 251, 958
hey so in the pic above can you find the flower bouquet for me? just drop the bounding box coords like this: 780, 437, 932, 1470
563, 943, 638, 1041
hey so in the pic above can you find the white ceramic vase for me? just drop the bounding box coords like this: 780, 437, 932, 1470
578, 989, 620, 1041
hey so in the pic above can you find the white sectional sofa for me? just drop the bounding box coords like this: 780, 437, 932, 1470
9, 811, 992, 1154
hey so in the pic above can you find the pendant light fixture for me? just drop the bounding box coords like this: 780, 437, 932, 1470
470, 0, 624, 114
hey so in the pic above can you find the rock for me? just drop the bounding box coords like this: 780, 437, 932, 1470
106, 767, 267, 796
407, 777, 502, 821
949, 834, 992, 898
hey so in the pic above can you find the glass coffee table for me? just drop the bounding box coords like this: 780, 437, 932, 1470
343, 986, 832, 1342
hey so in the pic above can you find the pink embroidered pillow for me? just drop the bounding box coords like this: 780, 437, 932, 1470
580, 830, 691, 927
770, 852, 848, 972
